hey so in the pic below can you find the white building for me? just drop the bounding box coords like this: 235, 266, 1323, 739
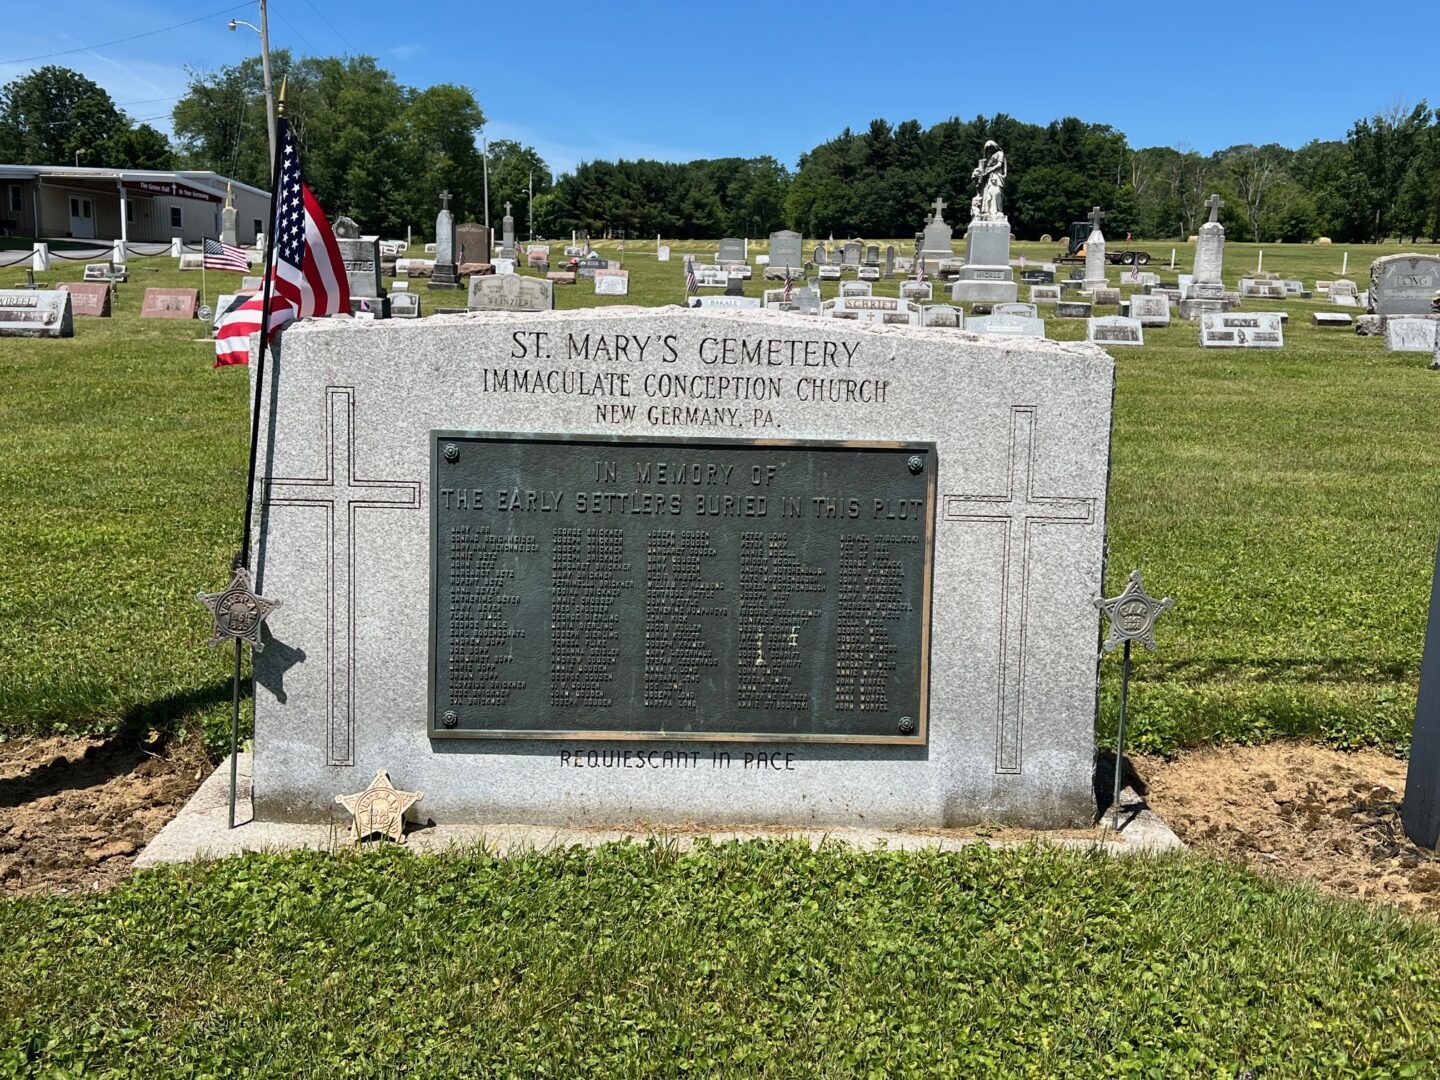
0, 165, 270, 245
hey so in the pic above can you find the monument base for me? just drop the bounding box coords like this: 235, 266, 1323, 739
950, 279, 1018, 304
964, 218, 1012, 267
427, 264, 461, 290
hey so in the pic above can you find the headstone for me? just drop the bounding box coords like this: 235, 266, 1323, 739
1179, 298, 1230, 321
920, 196, 954, 273
1191, 282, 1228, 301
1384, 317, 1438, 352
456, 223, 492, 267
209, 293, 248, 332
58, 282, 112, 317
884, 246, 895, 279
842, 242, 862, 267
1369, 254, 1440, 315
140, 288, 199, 319
1240, 279, 1287, 299
693, 266, 730, 289
1402, 541, 1440, 848
526, 244, 550, 266
1056, 300, 1092, 319
499, 203, 516, 259
657, 245, 671, 262
717, 238, 747, 265
865, 244, 880, 267
1199, 312, 1284, 348
921, 304, 962, 328
1030, 285, 1061, 305
1082, 206, 1108, 289
1316, 280, 1333, 294
1087, 316, 1144, 347
243, 275, 263, 291
994, 302, 1038, 319
1090, 287, 1121, 306
1194, 194, 1225, 285
248, 310, 1115, 829
178, 253, 206, 271
900, 281, 933, 302
429, 192, 461, 291
1330, 279, 1359, 307
398, 258, 436, 278
1283, 279, 1305, 295
339, 234, 386, 311
686, 295, 763, 309
546, 272, 577, 285
1019, 268, 1055, 285
594, 268, 631, 296
824, 295, 923, 325
895, 256, 914, 274
220, 183, 238, 247
818, 265, 842, 281
828, 248, 843, 267
0, 289, 73, 337
840, 281, 873, 298
967, 313, 1045, 338
814, 245, 826, 266
491, 258, 517, 275
1312, 312, 1353, 328
1127, 294, 1171, 327
857, 266, 881, 282
84, 262, 126, 282
467, 274, 555, 312
390, 292, 421, 319
576, 255, 605, 280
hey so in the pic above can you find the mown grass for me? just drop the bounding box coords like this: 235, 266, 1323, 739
1, 841, 1437, 1077
1, 239, 1437, 756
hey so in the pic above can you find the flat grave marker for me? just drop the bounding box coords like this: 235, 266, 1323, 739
140, 288, 199, 319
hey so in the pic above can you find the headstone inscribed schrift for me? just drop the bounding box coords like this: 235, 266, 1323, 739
823, 295, 923, 325
1370, 254, 1440, 315
0, 290, 73, 337
1403, 540, 1440, 847
141, 288, 199, 319
1199, 312, 1284, 348
250, 309, 1114, 829
59, 282, 111, 317
1087, 316, 1144, 347
467, 274, 554, 312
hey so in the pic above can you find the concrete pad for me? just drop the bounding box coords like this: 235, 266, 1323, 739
135, 755, 1184, 869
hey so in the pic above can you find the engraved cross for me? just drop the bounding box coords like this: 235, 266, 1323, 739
943, 406, 1095, 774
1206, 193, 1223, 223
260, 387, 421, 766
931, 196, 947, 219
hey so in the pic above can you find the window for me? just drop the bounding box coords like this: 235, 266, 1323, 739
253, 218, 263, 237
170, 206, 183, 228
7, 185, 20, 213
125, 202, 134, 223
70, 197, 80, 217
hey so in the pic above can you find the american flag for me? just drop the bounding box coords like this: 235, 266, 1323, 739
685, 255, 697, 295
781, 266, 793, 302
215, 116, 350, 367
203, 237, 250, 272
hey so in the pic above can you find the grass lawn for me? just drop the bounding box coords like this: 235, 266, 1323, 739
1, 237, 1437, 755
1, 841, 1437, 1076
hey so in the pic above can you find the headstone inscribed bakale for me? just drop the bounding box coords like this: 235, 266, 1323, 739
250, 309, 1114, 830
687, 295, 763, 309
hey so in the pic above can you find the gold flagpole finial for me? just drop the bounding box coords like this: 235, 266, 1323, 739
277, 76, 288, 118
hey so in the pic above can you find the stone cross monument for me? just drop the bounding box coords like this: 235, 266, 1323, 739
221, 182, 238, 247
428, 190, 460, 291
500, 200, 517, 258
1194, 193, 1226, 285
1083, 206, 1109, 289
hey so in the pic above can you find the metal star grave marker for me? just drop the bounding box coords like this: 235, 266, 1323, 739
336, 769, 424, 844
1095, 569, 1174, 653
1094, 570, 1174, 825
197, 565, 280, 651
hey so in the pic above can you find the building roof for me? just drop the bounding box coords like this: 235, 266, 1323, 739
0, 164, 268, 200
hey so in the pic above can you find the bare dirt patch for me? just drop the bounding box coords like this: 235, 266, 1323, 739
1137, 742, 1440, 914
0, 733, 208, 896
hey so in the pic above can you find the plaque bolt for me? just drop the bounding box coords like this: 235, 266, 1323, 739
898, 716, 915, 735
907, 455, 923, 474
443, 443, 459, 462
442, 710, 458, 729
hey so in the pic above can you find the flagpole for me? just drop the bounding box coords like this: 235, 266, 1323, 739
227, 80, 290, 830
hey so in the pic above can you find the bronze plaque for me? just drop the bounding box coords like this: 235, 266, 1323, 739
429, 433, 936, 743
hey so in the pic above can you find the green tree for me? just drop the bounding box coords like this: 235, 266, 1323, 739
0, 66, 125, 166
484, 139, 552, 239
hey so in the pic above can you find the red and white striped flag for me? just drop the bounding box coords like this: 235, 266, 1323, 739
781, 266, 793, 302
203, 237, 250, 272
216, 116, 350, 367
685, 255, 698, 295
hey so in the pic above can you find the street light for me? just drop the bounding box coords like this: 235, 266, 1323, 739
74, 149, 87, 167
229, 1, 276, 171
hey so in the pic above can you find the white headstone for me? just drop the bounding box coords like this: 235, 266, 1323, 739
1384, 317, 1439, 352
1087, 316, 1144, 347
1199, 312, 1285, 348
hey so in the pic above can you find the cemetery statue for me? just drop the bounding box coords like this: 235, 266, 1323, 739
971, 140, 1007, 220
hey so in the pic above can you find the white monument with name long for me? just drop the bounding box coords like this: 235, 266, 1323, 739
250, 309, 1115, 829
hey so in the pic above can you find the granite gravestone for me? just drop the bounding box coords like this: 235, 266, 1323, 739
1127, 294, 1171, 327
1199, 312, 1284, 348
141, 288, 199, 319
336, 227, 388, 318
59, 282, 112, 317
499, 203, 517, 259
687, 295, 763, 310
840, 281, 873, 298
1030, 285, 1061, 305
0, 289, 73, 337
842, 242, 862, 268
717, 238, 747, 265
1082, 207, 1108, 290
919, 197, 954, 274
594, 268, 630, 296
967, 313, 1045, 338
901, 281, 933, 302
457, 223, 492, 268
429, 192, 461, 291
767, 231, 804, 277
1403, 539, 1440, 848
920, 304, 962, 328
824, 296, 922, 326
251, 309, 1114, 828
390, 292, 421, 319
1194, 195, 1225, 285
1087, 316, 1144, 347
467, 274, 555, 312
1370, 254, 1440, 315
1383, 317, 1438, 352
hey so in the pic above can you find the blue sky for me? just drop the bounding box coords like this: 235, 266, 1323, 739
2, 0, 1435, 176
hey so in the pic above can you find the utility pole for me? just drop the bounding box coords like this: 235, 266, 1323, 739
482, 134, 490, 230
229, 0, 277, 171
528, 169, 533, 241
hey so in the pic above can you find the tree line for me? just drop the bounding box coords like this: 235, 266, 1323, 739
4, 58, 1439, 243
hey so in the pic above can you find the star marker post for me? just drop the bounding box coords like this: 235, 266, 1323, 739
1095, 570, 1174, 824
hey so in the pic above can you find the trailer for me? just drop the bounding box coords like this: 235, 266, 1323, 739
1054, 221, 1152, 265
